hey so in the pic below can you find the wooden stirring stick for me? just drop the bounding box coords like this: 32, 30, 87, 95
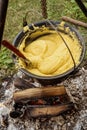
1, 40, 31, 65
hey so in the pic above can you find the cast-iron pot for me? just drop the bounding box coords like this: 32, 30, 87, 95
12, 20, 85, 85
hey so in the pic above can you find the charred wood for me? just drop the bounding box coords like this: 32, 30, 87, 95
10, 103, 74, 118
13, 77, 35, 90
24, 103, 74, 118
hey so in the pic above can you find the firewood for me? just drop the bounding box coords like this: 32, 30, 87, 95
26, 103, 74, 118
13, 77, 35, 90
62, 16, 87, 28
13, 86, 66, 102
10, 103, 74, 118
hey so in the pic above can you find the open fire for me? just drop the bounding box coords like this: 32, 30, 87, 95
0, 67, 87, 130
9, 77, 74, 118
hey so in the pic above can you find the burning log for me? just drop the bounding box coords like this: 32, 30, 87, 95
10, 103, 74, 118
27, 103, 73, 118
13, 86, 66, 103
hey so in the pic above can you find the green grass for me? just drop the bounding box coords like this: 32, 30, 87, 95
0, 0, 87, 76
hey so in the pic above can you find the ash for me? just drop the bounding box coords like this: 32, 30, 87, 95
0, 68, 87, 130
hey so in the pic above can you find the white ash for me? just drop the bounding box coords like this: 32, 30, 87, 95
32, 81, 41, 87
73, 110, 87, 130
7, 124, 18, 130
4, 87, 14, 99
15, 71, 23, 78
2, 81, 8, 88
0, 104, 9, 117
0, 103, 9, 127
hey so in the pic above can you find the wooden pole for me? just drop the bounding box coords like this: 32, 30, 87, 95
62, 16, 87, 28
75, 0, 87, 17
0, 0, 9, 47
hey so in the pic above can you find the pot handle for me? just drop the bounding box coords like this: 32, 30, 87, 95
23, 10, 44, 27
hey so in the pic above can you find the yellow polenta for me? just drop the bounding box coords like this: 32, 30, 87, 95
18, 30, 82, 76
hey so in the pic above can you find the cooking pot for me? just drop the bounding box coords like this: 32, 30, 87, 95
12, 20, 85, 85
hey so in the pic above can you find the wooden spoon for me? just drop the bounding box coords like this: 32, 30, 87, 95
1, 40, 31, 65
